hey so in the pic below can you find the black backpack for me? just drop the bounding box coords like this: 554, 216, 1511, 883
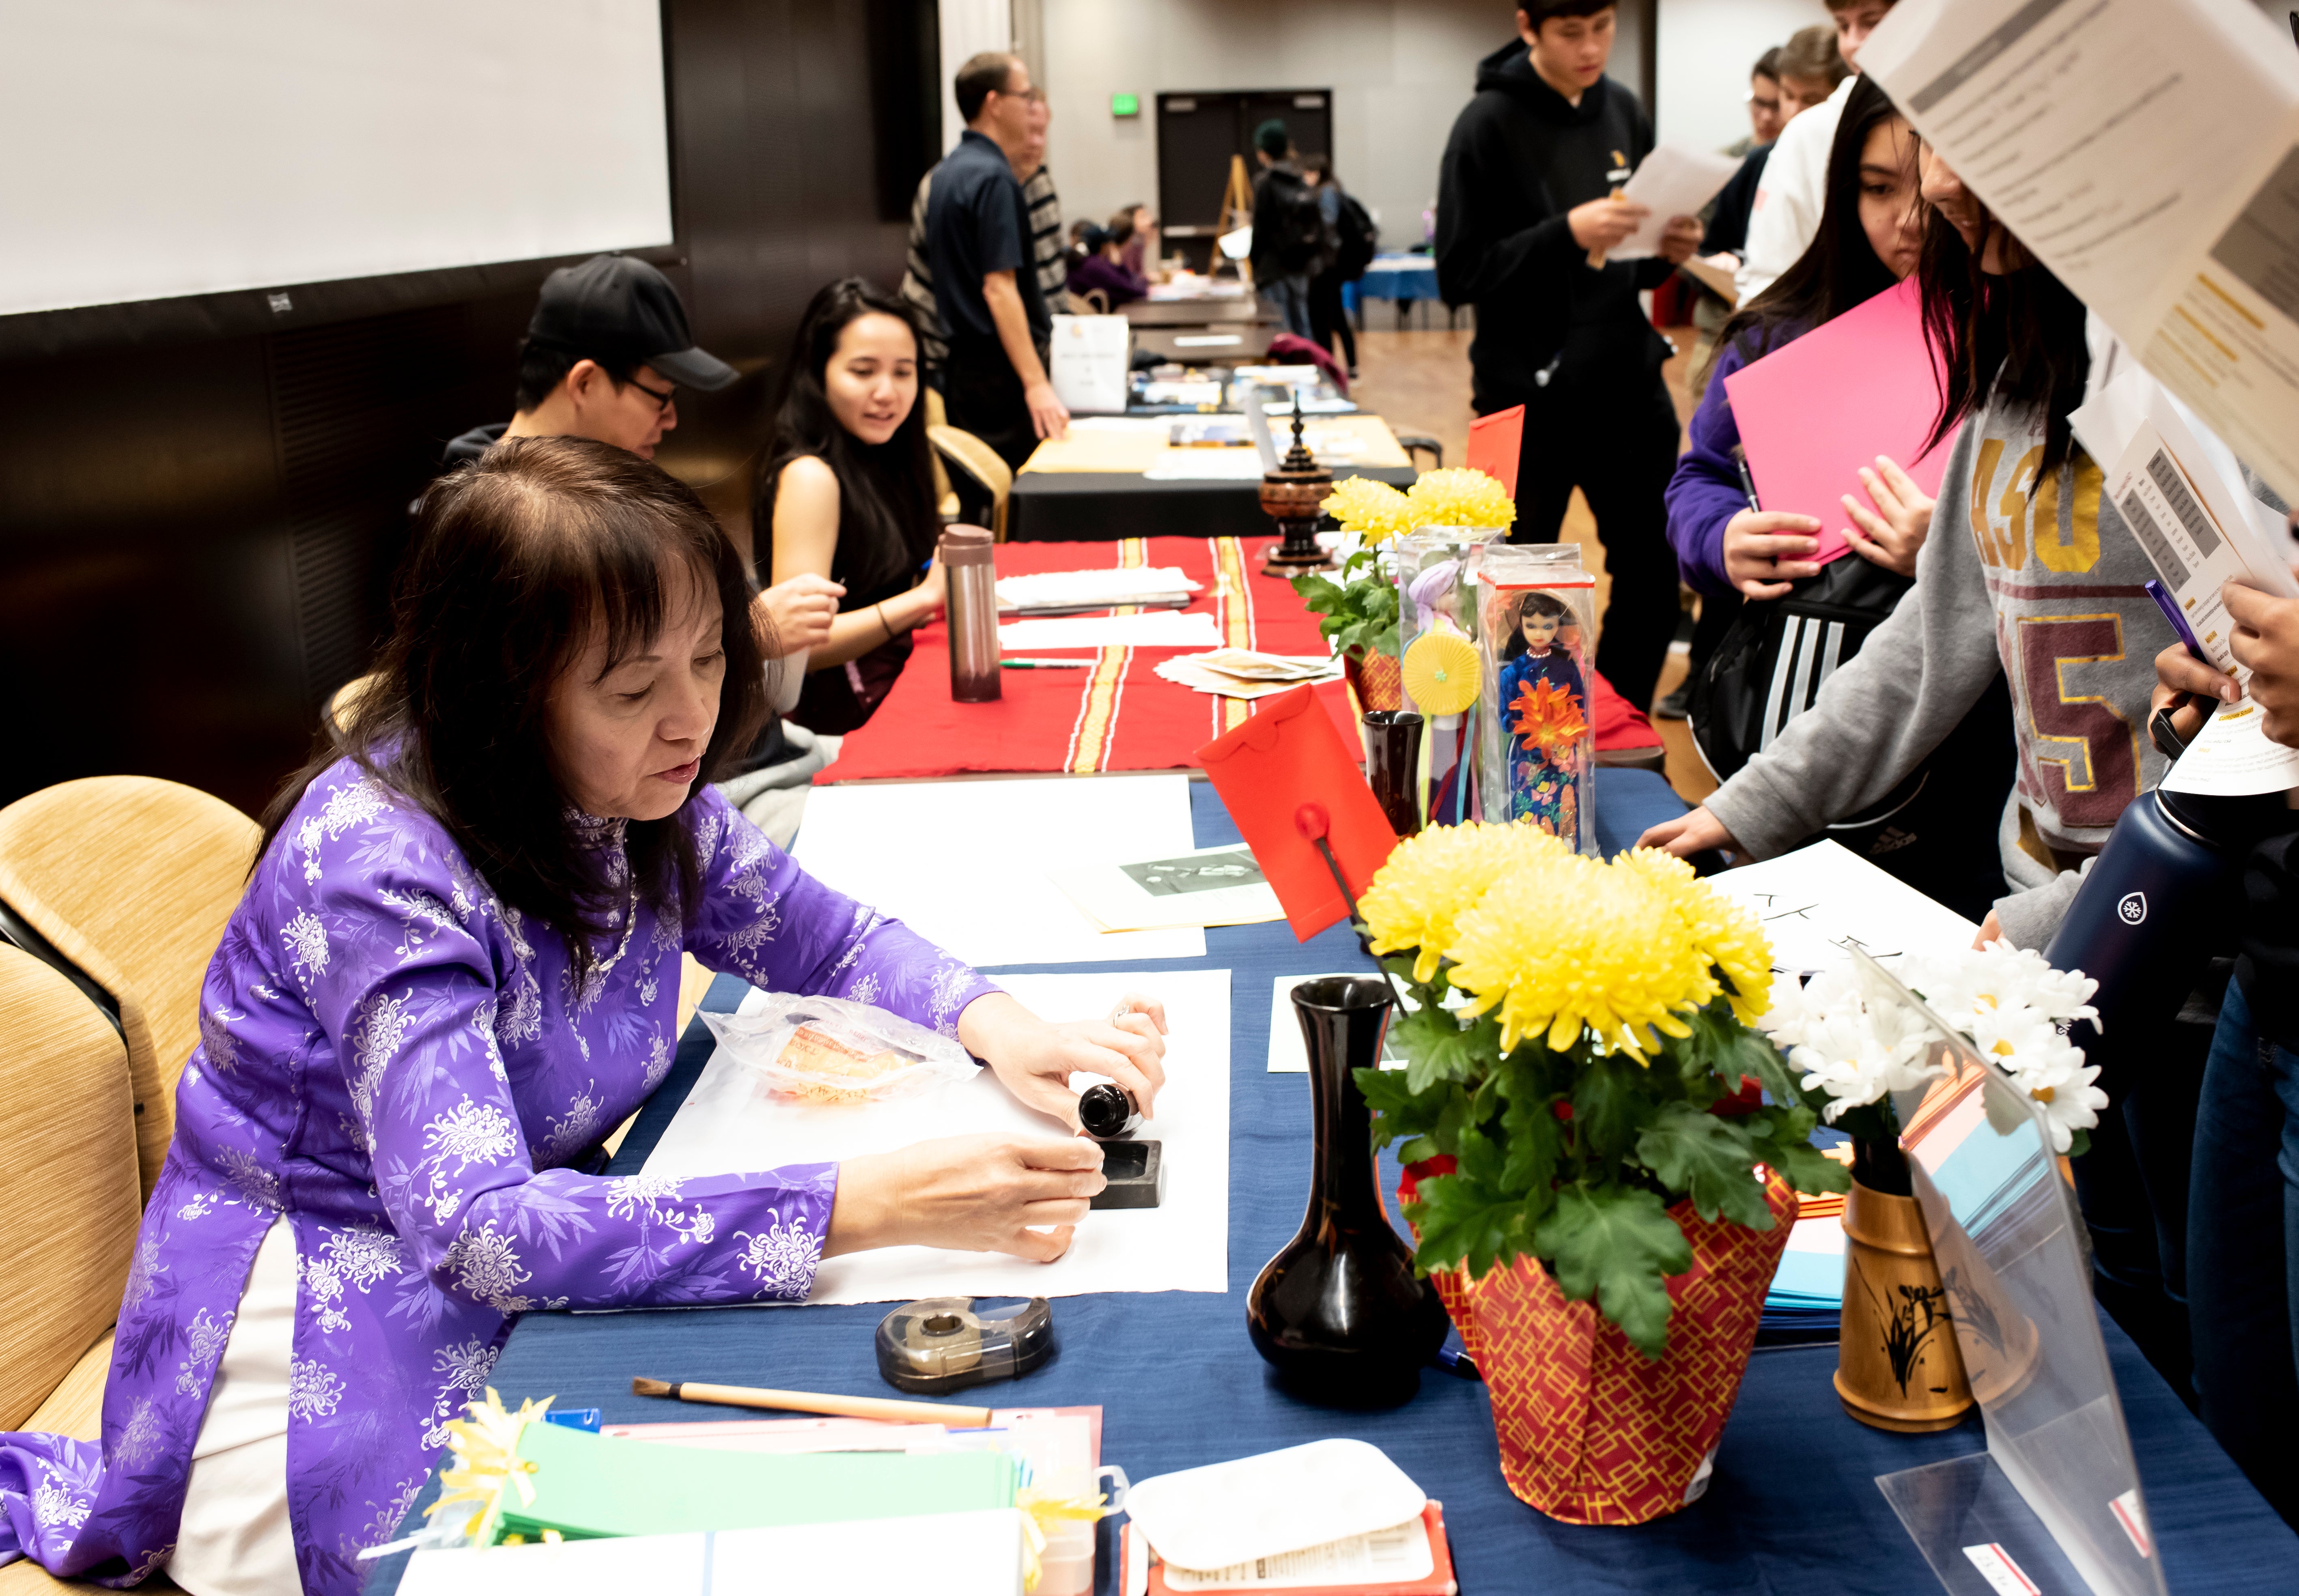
1332, 192, 1377, 281
1264, 173, 1333, 277
1691, 555, 2018, 923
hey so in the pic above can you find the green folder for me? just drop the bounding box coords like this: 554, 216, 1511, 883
489, 1420, 1018, 1544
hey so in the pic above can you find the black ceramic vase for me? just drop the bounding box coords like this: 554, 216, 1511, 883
1247, 976, 1449, 1405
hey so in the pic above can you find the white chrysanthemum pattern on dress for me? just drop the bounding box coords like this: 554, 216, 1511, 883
734, 1216, 822, 1301
423, 1096, 518, 1174
288, 1357, 347, 1421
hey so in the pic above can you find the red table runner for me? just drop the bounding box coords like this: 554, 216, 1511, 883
815, 536, 1658, 783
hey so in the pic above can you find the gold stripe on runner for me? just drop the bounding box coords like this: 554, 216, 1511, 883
1063, 540, 1146, 772
1214, 535, 1256, 732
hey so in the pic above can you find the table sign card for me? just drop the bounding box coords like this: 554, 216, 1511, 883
1854, 950, 2166, 1596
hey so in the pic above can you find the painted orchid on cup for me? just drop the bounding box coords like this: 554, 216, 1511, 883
1759, 942, 2107, 1157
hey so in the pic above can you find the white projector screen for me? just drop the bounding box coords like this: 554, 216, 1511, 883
0, 0, 673, 318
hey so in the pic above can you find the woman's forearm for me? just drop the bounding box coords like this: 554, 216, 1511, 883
808, 581, 941, 671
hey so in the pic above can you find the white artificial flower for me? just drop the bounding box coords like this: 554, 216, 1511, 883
1791, 1003, 1940, 1122
1758, 968, 1864, 1050
2011, 1051, 2107, 1154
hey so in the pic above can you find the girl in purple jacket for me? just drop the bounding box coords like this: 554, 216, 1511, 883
1664, 75, 1934, 608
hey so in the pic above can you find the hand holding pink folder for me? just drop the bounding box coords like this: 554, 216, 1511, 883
1720, 277, 1952, 567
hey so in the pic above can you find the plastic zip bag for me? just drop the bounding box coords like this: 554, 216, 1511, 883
1475, 542, 1598, 854
698, 995, 977, 1104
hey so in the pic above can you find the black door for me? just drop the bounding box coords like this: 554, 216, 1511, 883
1155, 89, 1333, 271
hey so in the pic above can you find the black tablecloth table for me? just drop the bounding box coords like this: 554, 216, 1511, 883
364, 773, 2297, 1594
1010, 464, 1415, 542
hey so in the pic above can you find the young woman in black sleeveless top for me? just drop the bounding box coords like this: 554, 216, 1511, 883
757, 278, 950, 733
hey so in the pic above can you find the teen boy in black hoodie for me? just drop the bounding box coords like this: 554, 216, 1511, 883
1436, 0, 1701, 713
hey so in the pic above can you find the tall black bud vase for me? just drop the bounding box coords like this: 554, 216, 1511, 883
1247, 976, 1448, 1405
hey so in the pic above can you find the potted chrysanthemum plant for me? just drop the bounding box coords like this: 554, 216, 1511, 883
1756, 941, 2105, 1433
1355, 822, 1849, 1525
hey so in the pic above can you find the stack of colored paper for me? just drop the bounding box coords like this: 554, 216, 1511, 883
486, 1419, 1018, 1544
1763, 1190, 1845, 1338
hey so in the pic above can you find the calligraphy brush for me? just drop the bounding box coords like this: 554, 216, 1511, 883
629, 1376, 994, 1427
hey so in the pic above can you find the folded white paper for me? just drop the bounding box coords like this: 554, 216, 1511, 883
998, 613, 1224, 649
1125, 1440, 1425, 1573
997, 566, 1203, 611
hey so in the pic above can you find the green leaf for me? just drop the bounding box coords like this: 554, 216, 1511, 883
1408, 1165, 1529, 1280
1571, 1052, 1653, 1169
1353, 1067, 1447, 1151
1395, 1003, 1487, 1094
1759, 1135, 1852, 1198
1634, 1101, 1775, 1230
1535, 1184, 1691, 1360
1497, 1080, 1565, 1198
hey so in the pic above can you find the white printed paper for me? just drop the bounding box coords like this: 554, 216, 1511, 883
1160, 1516, 1434, 1590
2161, 695, 2299, 796
1142, 452, 1268, 482
997, 612, 1224, 649
1960, 1542, 2041, 1596
1701, 841, 1981, 975
997, 566, 1202, 611
1611, 142, 1740, 260
644, 969, 1232, 1303
1048, 314, 1131, 416
1049, 844, 1284, 934
795, 776, 1205, 966
1861, 0, 2299, 506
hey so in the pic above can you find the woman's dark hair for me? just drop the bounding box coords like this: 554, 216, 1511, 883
753, 278, 938, 597
1708, 75, 1907, 383
258, 437, 768, 977
1102, 209, 1137, 247
1916, 168, 2090, 478
1500, 592, 1573, 660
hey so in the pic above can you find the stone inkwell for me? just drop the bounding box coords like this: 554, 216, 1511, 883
1078, 1082, 1164, 1209
1258, 392, 1332, 578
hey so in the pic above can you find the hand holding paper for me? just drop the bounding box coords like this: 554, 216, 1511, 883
1609, 143, 1740, 261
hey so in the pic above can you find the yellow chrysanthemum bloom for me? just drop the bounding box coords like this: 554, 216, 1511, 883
1615, 848, 1775, 1025
1446, 857, 1718, 1058
1360, 821, 1567, 983
1319, 475, 1415, 544
1404, 467, 1516, 531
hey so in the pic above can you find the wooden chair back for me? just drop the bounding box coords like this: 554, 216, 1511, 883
922, 385, 958, 518
0, 944, 140, 1432
927, 424, 1014, 542
0, 777, 261, 1199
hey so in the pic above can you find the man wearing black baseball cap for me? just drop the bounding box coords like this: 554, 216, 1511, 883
442, 253, 739, 466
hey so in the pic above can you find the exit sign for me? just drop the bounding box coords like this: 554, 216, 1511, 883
1111, 92, 1140, 117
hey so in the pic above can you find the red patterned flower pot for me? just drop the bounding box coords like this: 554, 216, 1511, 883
1400, 1162, 1797, 1525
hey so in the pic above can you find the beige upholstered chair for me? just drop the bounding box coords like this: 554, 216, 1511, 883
0, 778, 260, 1200
928, 425, 1014, 543
323, 669, 384, 745
922, 385, 960, 519
0, 944, 140, 1594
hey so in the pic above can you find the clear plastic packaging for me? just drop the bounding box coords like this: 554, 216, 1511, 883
1393, 527, 1506, 828
1475, 543, 1597, 853
697, 995, 976, 1104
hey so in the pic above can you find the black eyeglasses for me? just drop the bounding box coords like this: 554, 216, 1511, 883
625, 376, 677, 413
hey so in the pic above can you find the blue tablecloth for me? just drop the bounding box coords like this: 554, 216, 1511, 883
364, 769, 2295, 1593
1345, 253, 1440, 309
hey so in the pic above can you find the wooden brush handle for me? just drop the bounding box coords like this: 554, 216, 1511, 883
669, 1381, 994, 1428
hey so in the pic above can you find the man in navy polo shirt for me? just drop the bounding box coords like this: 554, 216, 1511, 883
926, 52, 1069, 471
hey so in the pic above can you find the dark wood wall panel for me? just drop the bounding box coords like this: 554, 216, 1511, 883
0, 0, 928, 816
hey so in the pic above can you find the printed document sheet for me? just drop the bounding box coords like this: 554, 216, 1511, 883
1861, 0, 2299, 505
795, 776, 1205, 966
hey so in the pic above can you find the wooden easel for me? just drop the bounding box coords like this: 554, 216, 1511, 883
1216, 154, 1254, 282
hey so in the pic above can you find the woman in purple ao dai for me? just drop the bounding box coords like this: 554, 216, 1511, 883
0, 438, 1168, 1596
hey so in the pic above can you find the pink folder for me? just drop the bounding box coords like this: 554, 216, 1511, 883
1720, 276, 1950, 566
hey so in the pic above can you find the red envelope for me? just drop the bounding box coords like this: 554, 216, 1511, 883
1468, 404, 1524, 499
1195, 685, 1399, 941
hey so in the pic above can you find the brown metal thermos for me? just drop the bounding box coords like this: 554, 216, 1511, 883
941, 527, 1000, 703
